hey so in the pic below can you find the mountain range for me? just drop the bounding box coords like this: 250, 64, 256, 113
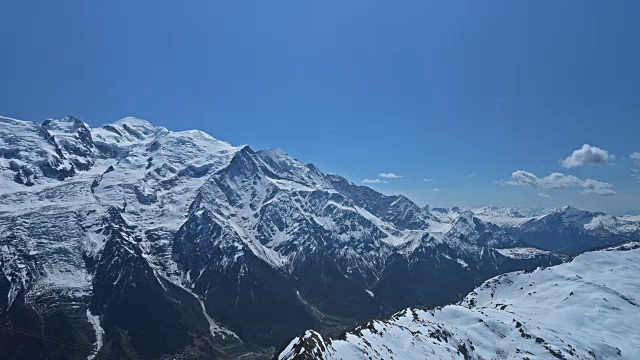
1, 115, 637, 359
473, 205, 640, 254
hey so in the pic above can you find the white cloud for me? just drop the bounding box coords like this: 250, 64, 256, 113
538, 192, 551, 198
560, 144, 612, 168
432, 188, 441, 192
503, 171, 581, 188
501, 170, 615, 196
423, 178, 435, 182
379, 173, 403, 179
631, 152, 640, 162
468, 173, 477, 178
363, 178, 387, 184
581, 179, 616, 195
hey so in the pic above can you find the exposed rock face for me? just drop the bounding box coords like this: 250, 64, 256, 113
2, 115, 604, 360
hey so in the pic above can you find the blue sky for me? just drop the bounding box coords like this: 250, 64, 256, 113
2, 1, 639, 214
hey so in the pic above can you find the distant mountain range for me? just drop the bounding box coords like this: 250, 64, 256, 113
472, 205, 640, 254
1, 115, 637, 359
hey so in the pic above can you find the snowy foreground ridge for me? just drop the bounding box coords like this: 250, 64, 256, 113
279, 243, 640, 360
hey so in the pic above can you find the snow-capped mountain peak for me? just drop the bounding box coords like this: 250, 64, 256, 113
0, 114, 634, 359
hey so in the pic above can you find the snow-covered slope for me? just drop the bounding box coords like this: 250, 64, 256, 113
443, 210, 522, 248
0, 116, 75, 192
279, 243, 640, 360
0, 115, 264, 358
472, 206, 552, 227
0, 114, 586, 359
